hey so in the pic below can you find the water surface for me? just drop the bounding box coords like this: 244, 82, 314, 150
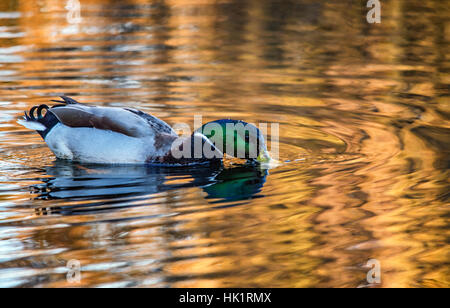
0, 0, 448, 287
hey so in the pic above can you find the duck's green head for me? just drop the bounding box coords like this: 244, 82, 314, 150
197, 119, 271, 163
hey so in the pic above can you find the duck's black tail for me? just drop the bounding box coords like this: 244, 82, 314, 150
18, 104, 60, 139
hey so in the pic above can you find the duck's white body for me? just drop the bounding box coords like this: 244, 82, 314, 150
45, 123, 161, 164
18, 96, 220, 165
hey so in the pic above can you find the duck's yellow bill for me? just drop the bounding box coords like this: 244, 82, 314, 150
257, 150, 271, 163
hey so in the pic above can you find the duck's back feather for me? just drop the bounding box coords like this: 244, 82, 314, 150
49, 105, 155, 138
43, 96, 176, 139
124, 108, 176, 136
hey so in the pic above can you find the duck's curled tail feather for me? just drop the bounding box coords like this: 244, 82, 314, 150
18, 104, 60, 139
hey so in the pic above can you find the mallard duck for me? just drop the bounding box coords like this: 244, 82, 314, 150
18, 96, 271, 165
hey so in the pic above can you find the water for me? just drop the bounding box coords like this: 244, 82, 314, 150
0, 0, 448, 288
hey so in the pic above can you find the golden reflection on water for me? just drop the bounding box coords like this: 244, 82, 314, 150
0, 0, 448, 287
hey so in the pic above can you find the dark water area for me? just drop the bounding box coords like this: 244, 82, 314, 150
0, 0, 448, 287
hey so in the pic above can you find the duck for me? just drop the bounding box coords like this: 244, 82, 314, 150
17, 96, 271, 165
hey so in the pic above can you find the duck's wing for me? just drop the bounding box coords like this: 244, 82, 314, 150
47, 97, 176, 138
51, 96, 176, 136
123, 108, 176, 136
49, 105, 151, 138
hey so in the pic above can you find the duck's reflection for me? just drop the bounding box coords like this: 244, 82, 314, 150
33, 160, 267, 215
